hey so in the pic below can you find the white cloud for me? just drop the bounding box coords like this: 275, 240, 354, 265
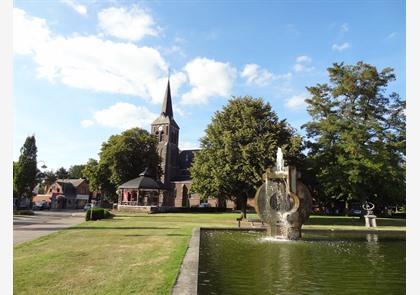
179, 141, 200, 150
241, 64, 292, 87
293, 55, 314, 73
81, 119, 94, 127
340, 23, 349, 32
83, 102, 158, 130
332, 42, 350, 52
97, 5, 159, 41
285, 93, 308, 109
13, 8, 51, 55
181, 58, 237, 105
173, 104, 190, 117
13, 8, 186, 105
296, 55, 311, 63
61, 0, 87, 15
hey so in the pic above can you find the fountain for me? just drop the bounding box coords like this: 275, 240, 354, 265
363, 201, 377, 227
255, 147, 312, 240
195, 148, 405, 295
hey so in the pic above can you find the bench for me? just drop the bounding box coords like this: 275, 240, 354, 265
236, 214, 265, 228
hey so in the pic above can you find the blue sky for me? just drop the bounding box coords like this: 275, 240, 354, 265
13, 0, 405, 171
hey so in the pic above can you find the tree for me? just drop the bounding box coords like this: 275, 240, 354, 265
82, 159, 100, 192
55, 167, 69, 179
42, 170, 57, 187
84, 128, 160, 200
303, 61, 405, 209
68, 164, 86, 179
14, 135, 38, 207
82, 158, 114, 200
190, 96, 299, 218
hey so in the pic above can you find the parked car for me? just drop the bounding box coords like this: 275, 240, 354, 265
84, 203, 94, 211
348, 203, 363, 216
199, 202, 210, 208
33, 202, 50, 210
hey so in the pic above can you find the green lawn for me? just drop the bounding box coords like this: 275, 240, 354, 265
14, 213, 405, 295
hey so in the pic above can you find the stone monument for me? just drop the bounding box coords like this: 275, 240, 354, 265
255, 148, 312, 240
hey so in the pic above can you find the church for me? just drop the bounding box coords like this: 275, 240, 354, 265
117, 80, 234, 210
150, 79, 201, 207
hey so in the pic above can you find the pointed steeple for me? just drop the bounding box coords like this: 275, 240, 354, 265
161, 79, 173, 118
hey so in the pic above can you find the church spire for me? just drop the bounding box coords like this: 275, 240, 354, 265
161, 79, 173, 118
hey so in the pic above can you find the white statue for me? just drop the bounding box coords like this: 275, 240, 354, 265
276, 147, 285, 172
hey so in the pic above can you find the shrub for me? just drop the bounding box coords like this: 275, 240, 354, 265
85, 208, 114, 221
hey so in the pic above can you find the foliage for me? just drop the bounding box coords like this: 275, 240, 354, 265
190, 96, 300, 217
42, 170, 57, 186
68, 164, 86, 179
82, 159, 100, 191
85, 208, 114, 221
14, 136, 38, 203
303, 61, 405, 207
83, 128, 160, 199
55, 167, 69, 179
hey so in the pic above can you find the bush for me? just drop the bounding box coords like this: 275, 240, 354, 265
85, 208, 114, 221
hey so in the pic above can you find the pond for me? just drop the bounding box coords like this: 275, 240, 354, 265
198, 230, 405, 295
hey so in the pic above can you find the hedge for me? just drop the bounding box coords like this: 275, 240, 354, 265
85, 208, 114, 221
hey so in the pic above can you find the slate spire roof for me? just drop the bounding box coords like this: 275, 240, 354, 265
161, 79, 173, 118
151, 79, 179, 129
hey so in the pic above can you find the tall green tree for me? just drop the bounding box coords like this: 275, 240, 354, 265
84, 128, 160, 200
82, 159, 100, 192
68, 164, 86, 179
82, 158, 114, 200
303, 61, 405, 208
55, 167, 69, 179
14, 135, 38, 206
190, 96, 299, 218
42, 170, 57, 187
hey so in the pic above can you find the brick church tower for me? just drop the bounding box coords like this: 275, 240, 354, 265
151, 80, 180, 188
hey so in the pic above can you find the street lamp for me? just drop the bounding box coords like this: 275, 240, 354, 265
36, 160, 48, 183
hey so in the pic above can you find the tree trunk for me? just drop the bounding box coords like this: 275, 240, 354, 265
241, 196, 247, 219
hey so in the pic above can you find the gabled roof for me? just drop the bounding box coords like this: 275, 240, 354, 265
56, 178, 86, 187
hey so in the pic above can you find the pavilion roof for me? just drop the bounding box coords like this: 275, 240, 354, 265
118, 169, 162, 190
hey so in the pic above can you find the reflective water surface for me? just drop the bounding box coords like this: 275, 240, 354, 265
198, 230, 405, 295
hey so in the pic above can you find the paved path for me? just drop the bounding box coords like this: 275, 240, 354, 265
13, 210, 85, 245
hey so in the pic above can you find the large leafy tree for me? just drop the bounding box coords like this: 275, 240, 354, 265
84, 128, 160, 200
42, 170, 57, 187
191, 96, 300, 218
68, 164, 86, 179
303, 62, 405, 208
55, 167, 69, 179
14, 135, 38, 206
82, 158, 114, 200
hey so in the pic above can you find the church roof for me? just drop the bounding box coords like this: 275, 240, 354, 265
151, 115, 180, 129
161, 80, 173, 118
151, 79, 179, 129
118, 169, 162, 190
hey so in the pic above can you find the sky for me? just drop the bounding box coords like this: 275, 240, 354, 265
13, 0, 405, 171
